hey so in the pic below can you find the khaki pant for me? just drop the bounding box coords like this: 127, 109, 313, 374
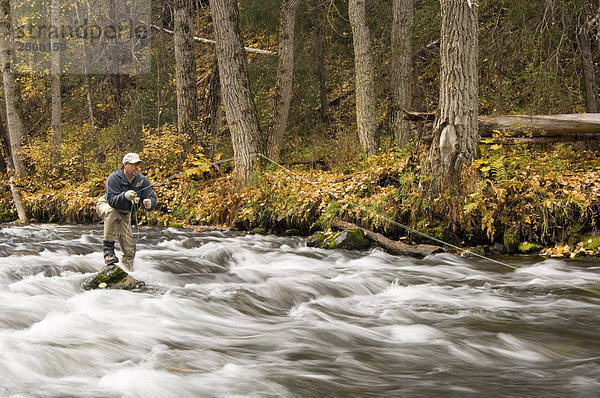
96, 196, 136, 270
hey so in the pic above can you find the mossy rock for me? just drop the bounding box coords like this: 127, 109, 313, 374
307, 229, 370, 251
307, 231, 327, 247
332, 229, 370, 250
518, 241, 543, 254
503, 230, 520, 254
250, 227, 266, 235
581, 236, 600, 251
83, 264, 145, 290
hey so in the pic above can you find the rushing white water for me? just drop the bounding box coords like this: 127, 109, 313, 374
0, 224, 599, 397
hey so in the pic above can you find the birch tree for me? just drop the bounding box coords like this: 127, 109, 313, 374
348, 0, 377, 156
210, 0, 261, 189
427, 0, 479, 194
265, 0, 302, 160
0, 0, 27, 176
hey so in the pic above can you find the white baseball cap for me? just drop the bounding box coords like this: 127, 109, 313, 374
122, 153, 142, 164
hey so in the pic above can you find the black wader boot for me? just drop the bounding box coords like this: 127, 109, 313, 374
103, 240, 119, 265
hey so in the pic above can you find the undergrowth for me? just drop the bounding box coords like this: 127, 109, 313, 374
2, 141, 600, 251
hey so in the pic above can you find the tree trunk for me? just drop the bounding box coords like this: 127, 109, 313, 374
174, 0, 199, 143
210, 0, 262, 189
0, 0, 27, 176
0, 112, 28, 223
427, 0, 479, 194
348, 0, 377, 156
332, 220, 443, 258
265, 0, 301, 160
577, 15, 599, 113
391, 0, 414, 146
51, 0, 61, 153
108, 0, 121, 119
479, 113, 600, 136
202, 59, 222, 158
315, 16, 328, 120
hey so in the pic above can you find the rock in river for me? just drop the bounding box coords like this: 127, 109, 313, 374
83, 264, 145, 291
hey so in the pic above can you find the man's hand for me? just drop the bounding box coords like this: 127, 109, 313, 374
124, 190, 137, 201
143, 199, 151, 209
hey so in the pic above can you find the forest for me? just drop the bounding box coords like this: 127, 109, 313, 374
0, 0, 599, 256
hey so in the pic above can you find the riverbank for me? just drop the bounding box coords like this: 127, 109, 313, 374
2, 144, 600, 257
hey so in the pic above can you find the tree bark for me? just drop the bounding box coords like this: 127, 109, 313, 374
202, 58, 222, 157
0, 0, 27, 176
51, 0, 61, 153
348, 0, 377, 156
391, 0, 414, 146
427, 0, 479, 194
0, 113, 28, 223
174, 0, 199, 143
108, 0, 121, 119
314, 15, 328, 120
265, 0, 301, 160
210, 0, 262, 189
577, 14, 599, 113
478, 113, 600, 136
332, 220, 443, 258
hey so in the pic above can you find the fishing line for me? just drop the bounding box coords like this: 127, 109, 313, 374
128, 152, 600, 297
256, 153, 600, 298
132, 155, 240, 242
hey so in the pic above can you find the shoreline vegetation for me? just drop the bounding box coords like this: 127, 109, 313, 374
2, 142, 600, 259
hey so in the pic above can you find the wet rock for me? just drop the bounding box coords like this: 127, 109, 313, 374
307, 229, 370, 251
83, 264, 145, 291
307, 231, 327, 248
332, 229, 370, 250
490, 242, 505, 255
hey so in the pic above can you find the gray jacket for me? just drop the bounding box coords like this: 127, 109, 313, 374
105, 168, 157, 212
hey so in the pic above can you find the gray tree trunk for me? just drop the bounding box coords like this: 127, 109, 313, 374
51, 0, 61, 152
427, 0, 479, 193
174, 0, 199, 142
348, 0, 377, 156
202, 59, 222, 158
0, 0, 27, 177
315, 19, 328, 120
0, 102, 28, 223
266, 0, 301, 160
210, 0, 262, 189
577, 15, 599, 113
391, 0, 414, 146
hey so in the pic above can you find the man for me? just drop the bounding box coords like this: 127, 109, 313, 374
97, 153, 157, 270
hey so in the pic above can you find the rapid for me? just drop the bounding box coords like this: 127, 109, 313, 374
0, 224, 599, 397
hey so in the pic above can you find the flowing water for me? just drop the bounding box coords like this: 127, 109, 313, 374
0, 224, 599, 397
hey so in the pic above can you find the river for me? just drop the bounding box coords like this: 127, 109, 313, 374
0, 224, 599, 397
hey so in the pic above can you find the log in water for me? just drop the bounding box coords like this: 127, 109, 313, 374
0, 224, 599, 397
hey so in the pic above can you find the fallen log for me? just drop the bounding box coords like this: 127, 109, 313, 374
403, 111, 600, 138
478, 113, 600, 137
484, 133, 600, 145
332, 220, 444, 258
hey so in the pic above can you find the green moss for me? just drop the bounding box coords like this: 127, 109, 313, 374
518, 241, 543, 254
250, 227, 266, 235
503, 230, 520, 254
582, 236, 600, 251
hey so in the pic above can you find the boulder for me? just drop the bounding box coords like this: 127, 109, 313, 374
83, 264, 145, 291
332, 229, 370, 250
307, 229, 370, 251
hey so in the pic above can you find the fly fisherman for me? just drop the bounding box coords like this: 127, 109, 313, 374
97, 153, 157, 270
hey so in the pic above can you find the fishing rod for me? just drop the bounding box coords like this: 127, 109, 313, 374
130, 152, 600, 298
